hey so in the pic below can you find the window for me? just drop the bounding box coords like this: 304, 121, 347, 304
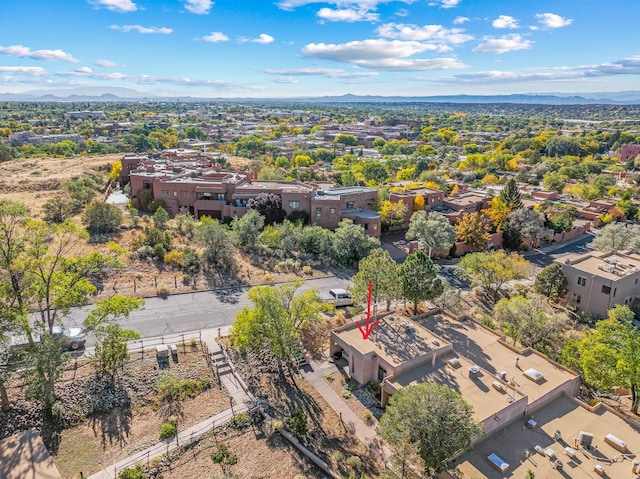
180, 191, 188, 198
161, 190, 169, 198
173, 190, 178, 197
577, 276, 586, 287
378, 366, 387, 382
601, 285, 611, 295
346, 201, 354, 209
364, 223, 369, 230
316, 207, 322, 217
373, 223, 378, 230
330, 208, 335, 215
217, 193, 225, 201
289, 200, 300, 209
613, 288, 617, 297
576, 295, 581, 304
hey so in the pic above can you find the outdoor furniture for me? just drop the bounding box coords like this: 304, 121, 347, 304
545, 448, 556, 459
492, 381, 504, 391
487, 453, 509, 473
534, 445, 543, 454
527, 419, 537, 429
448, 357, 460, 368
594, 464, 605, 475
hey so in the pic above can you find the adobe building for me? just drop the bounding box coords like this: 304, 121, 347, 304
620, 143, 640, 164
557, 248, 640, 318
126, 155, 381, 237
330, 311, 579, 440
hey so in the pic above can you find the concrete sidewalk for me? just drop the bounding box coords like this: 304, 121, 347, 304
88, 329, 250, 479
301, 359, 390, 462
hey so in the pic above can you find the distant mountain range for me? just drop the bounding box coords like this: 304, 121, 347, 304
2, 87, 640, 104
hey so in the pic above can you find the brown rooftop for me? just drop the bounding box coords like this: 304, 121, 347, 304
402, 315, 577, 422
451, 395, 640, 479
335, 313, 448, 367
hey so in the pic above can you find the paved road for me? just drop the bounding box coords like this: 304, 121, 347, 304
64, 276, 352, 347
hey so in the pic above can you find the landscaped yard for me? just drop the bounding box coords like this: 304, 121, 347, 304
4, 342, 231, 479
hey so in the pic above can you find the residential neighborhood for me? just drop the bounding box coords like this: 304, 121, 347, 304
1, 99, 640, 479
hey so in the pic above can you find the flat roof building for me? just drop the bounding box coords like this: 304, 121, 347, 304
557, 248, 640, 317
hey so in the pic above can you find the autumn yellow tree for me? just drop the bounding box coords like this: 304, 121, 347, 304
413, 195, 425, 212
109, 159, 122, 182
482, 197, 511, 231
455, 212, 491, 250
380, 200, 408, 228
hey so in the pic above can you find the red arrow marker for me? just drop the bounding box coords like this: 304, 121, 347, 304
357, 280, 380, 340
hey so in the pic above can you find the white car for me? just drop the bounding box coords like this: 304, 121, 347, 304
9, 325, 86, 351
320, 288, 353, 307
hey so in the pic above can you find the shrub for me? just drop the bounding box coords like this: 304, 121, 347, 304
157, 285, 170, 298
265, 418, 284, 435
342, 389, 352, 399
132, 245, 154, 260
163, 250, 182, 265
263, 273, 273, 282
287, 408, 308, 437
478, 314, 497, 330
362, 410, 374, 424
325, 374, 335, 382
302, 265, 313, 275
332, 450, 345, 463
118, 466, 146, 479
369, 380, 381, 396
230, 412, 251, 429
159, 422, 177, 439
346, 456, 362, 470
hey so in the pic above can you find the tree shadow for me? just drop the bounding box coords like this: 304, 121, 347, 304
156, 396, 185, 423
89, 406, 133, 450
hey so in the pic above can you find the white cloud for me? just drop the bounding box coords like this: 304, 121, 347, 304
302, 39, 436, 62
317, 8, 379, 22
535, 13, 573, 28
271, 77, 298, 84
88, 0, 137, 13
201, 32, 229, 43
75, 66, 93, 74
453, 16, 469, 24
239, 34, 275, 44
95, 59, 120, 67
110, 25, 173, 34
377, 23, 473, 44
428, 0, 460, 8
473, 34, 532, 54
355, 57, 466, 70
278, 0, 415, 11
0, 45, 78, 63
264, 67, 378, 78
301, 39, 466, 71
492, 15, 519, 29
0, 66, 48, 76
396, 9, 409, 17
183, 0, 213, 14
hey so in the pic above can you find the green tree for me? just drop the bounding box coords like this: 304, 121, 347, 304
247, 192, 286, 225
360, 161, 388, 184
455, 212, 491, 250
153, 206, 170, 230
534, 264, 568, 301
351, 249, 400, 312
196, 217, 236, 272
508, 208, 545, 245
574, 305, 640, 413
398, 250, 443, 315
82, 201, 123, 235
498, 178, 524, 210
406, 211, 456, 257
377, 383, 482, 477
456, 250, 530, 301
494, 294, 569, 352
592, 222, 640, 252
330, 219, 379, 267
83, 295, 144, 377
42, 196, 74, 224
334, 133, 358, 147
231, 209, 265, 247
231, 282, 330, 374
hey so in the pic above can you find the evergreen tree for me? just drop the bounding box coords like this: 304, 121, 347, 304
499, 178, 524, 210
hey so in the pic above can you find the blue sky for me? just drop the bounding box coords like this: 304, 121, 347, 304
1, 0, 639, 97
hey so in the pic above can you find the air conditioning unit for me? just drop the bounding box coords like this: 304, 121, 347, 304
578, 431, 594, 447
